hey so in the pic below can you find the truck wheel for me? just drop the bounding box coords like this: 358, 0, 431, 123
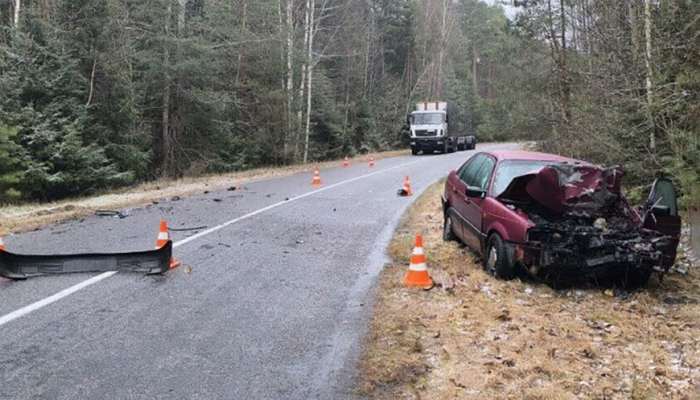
411, 148, 418, 155
484, 234, 516, 280
443, 211, 457, 242
448, 144, 455, 153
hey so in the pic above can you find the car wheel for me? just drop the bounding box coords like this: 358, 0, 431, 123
622, 268, 652, 288
484, 234, 516, 280
443, 211, 457, 242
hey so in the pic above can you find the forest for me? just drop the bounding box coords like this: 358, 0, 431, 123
0, 0, 697, 208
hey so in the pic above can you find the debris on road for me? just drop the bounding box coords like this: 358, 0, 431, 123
171, 196, 181, 201
95, 210, 131, 219
0, 220, 178, 279
169, 225, 208, 232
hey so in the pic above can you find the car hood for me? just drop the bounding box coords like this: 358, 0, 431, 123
497, 163, 623, 216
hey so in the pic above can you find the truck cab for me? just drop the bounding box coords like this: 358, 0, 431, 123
409, 101, 454, 155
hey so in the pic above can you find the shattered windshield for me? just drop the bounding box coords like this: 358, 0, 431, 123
411, 113, 444, 124
491, 160, 551, 197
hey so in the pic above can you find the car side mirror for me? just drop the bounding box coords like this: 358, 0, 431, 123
465, 186, 485, 198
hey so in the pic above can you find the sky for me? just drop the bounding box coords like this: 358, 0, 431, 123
482, 0, 520, 19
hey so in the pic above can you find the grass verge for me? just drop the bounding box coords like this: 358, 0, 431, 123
0, 150, 408, 233
358, 180, 699, 399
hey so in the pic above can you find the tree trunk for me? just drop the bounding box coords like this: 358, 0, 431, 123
162, 0, 173, 175
13, 0, 20, 27
284, 0, 294, 155
302, 0, 315, 164
560, 0, 571, 125
295, 0, 310, 160
236, 0, 247, 86
644, 0, 655, 150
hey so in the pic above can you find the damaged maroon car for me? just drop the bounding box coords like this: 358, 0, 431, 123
442, 151, 681, 287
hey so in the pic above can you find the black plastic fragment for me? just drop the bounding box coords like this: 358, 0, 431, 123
0, 241, 173, 279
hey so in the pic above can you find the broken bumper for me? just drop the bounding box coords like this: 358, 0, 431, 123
0, 241, 173, 279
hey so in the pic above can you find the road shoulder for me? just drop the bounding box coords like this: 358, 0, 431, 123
358, 180, 699, 398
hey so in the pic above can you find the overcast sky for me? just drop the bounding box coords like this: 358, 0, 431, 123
482, 0, 520, 19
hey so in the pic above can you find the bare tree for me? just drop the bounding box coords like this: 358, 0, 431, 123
644, 0, 655, 150
302, 0, 316, 164
13, 0, 20, 27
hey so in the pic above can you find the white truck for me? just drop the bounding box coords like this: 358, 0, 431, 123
408, 101, 475, 155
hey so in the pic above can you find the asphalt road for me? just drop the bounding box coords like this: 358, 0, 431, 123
0, 143, 517, 399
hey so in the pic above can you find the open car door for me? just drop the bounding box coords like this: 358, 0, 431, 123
642, 178, 682, 268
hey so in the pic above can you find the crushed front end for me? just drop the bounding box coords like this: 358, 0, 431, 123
519, 214, 674, 286
498, 162, 679, 287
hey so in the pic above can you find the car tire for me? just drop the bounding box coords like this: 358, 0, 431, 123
484, 234, 516, 280
443, 211, 457, 242
622, 268, 652, 288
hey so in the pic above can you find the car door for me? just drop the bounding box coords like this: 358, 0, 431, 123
448, 154, 486, 244
461, 155, 496, 253
642, 178, 682, 268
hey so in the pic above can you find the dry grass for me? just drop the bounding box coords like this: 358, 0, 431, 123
0, 150, 407, 233
359, 180, 700, 399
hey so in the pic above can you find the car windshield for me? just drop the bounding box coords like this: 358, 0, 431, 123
411, 113, 443, 124
491, 160, 553, 197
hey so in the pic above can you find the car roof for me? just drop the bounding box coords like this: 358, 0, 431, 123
484, 150, 584, 164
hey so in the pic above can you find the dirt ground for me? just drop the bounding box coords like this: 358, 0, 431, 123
358, 181, 699, 399
0, 150, 407, 233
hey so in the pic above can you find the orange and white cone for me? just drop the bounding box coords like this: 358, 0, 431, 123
156, 220, 181, 269
0, 227, 6, 251
343, 156, 350, 168
404, 235, 433, 288
369, 157, 375, 168
311, 165, 323, 185
402, 176, 413, 196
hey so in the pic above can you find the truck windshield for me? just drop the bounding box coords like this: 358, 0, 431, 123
411, 113, 443, 125
491, 160, 552, 197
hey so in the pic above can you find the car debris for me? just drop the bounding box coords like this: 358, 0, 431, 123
169, 225, 208, 232
0, 241, 173, 279
95, 210, 130, 219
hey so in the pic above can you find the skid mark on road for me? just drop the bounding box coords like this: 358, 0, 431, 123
0, 158, 428, 328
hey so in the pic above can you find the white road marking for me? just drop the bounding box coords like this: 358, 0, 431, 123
0, 158, 427, 327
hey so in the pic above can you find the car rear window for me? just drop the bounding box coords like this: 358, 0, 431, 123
491, 160, 552, 197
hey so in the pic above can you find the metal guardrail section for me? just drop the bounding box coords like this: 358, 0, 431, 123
0, 241, 173, 279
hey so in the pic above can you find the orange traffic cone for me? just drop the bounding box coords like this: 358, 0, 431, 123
369, 157, 375, 168
311, 165, 323, 185
343, 156, 350, 168
404, 235, 433, 288
402, 176, 413, 196
0, 227, 6, 251
156, 220, 181, 269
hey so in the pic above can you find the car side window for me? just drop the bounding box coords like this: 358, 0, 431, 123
472, 156, 496, 190
458, 154, 486, 185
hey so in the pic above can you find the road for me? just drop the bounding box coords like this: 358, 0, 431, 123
0, 143, 517, 399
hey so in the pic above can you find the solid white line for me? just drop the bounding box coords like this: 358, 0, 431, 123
0, 271, 117, 326
0, 158, 427, 327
